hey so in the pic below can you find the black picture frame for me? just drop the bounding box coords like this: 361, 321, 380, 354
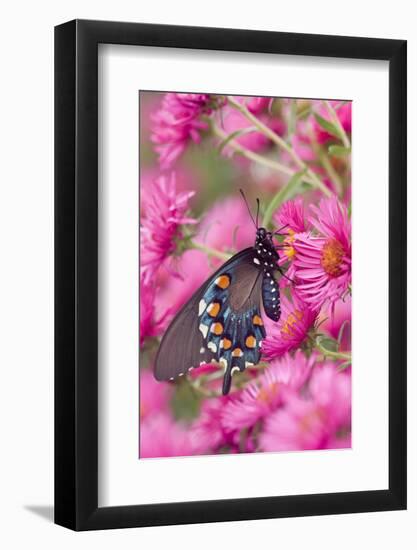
55, 19, 407, 531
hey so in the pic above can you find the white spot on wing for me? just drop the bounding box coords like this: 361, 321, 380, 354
199, 323, 208, 338
231, 366, 240, 376
200, 347, 205, 354
198, 299, 207, 316
220, 358, 228, 369
253, 257, 260, 265
208, 342, 217, 353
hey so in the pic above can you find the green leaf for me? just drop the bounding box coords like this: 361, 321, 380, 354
328, 144, 351, 157
171, 380, 201, 421
337, 319, 351, 347
217, 126, 258, 154
262, 170, 307, 228
337, 360, 352, 372
317, 336, 339, 353
314, 113, 343, 141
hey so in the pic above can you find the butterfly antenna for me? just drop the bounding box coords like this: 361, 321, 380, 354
273, 223, 289, 235
239, 189, 257, 229
255, 198, 260, 228
277, 266, 296, 284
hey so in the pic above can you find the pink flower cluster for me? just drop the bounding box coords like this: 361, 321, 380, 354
139, 352, 351, 457
140, 172, 196, 283
139, 92, 352, 459
151, 93, 213, 169
274, 195, 351, 310
292, 100, 352, 163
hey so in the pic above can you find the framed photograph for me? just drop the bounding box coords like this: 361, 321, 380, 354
55, 19, 407, 531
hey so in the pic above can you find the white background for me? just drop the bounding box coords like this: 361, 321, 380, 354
0, 1, 415, 549
99, 46, 389, 506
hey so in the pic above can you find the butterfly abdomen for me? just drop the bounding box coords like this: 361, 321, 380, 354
262, 273, 281, 321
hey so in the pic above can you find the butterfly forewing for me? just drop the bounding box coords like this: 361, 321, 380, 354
154, 248, 266, 392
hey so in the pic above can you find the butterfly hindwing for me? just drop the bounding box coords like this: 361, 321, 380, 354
154, 248, 266, 393
197, 252, 266, 394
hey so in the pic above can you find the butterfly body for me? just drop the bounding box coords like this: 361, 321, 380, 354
154, 225, 282, 395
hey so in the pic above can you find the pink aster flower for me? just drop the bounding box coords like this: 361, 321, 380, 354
291, 100, 351, 162
259, 363, 351, 452
260, 394, 330, 451
275, 197, 308, 234
221, 351, 316, 432
312, 101, 352, 144
139, 274, 171, 347
320, 295, 352, 352
222, 107, 269, 151
274, 197, 309, 277
292, 196, 351, 308
221, 105, 285, 155
140, 172, 196, 282
140, 413, 198, 458
232, 95, 271, 114
309, 363, 351, 429
139, 368, 172, 420
191, 396, 234, 453
196, 196, 255, 254
151, 93, 212, 169
262, 293, 318, 360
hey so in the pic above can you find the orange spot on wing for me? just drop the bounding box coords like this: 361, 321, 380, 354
253, 314, 263, 326
222, 338, 232, 350
207, 302, 221, 317
211, 322, 223, 335
232, 347, 243, 358
245, 335, 256, 348
215, 275, 230, 289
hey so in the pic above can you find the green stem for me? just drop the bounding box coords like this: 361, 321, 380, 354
323, 100, 351, 149
227, 97, 332, 198
316, 340, 351, 362
189, 240, 232, 261
308, 133, 343, 196
211, 121, 305, 181
262, 169, 306, 228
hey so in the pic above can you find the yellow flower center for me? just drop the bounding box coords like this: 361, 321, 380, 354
284, 229, 296, 260
321, 238, 344, 277
281, 310, 303, 339
257, 382, 280, 404
298, 408, 324, 433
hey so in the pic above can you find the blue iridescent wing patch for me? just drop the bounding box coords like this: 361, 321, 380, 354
197, 252, 266, 394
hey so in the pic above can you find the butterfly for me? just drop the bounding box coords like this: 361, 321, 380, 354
154, 190, 289, 395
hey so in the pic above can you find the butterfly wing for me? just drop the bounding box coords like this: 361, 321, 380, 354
154, 248, 266, 394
